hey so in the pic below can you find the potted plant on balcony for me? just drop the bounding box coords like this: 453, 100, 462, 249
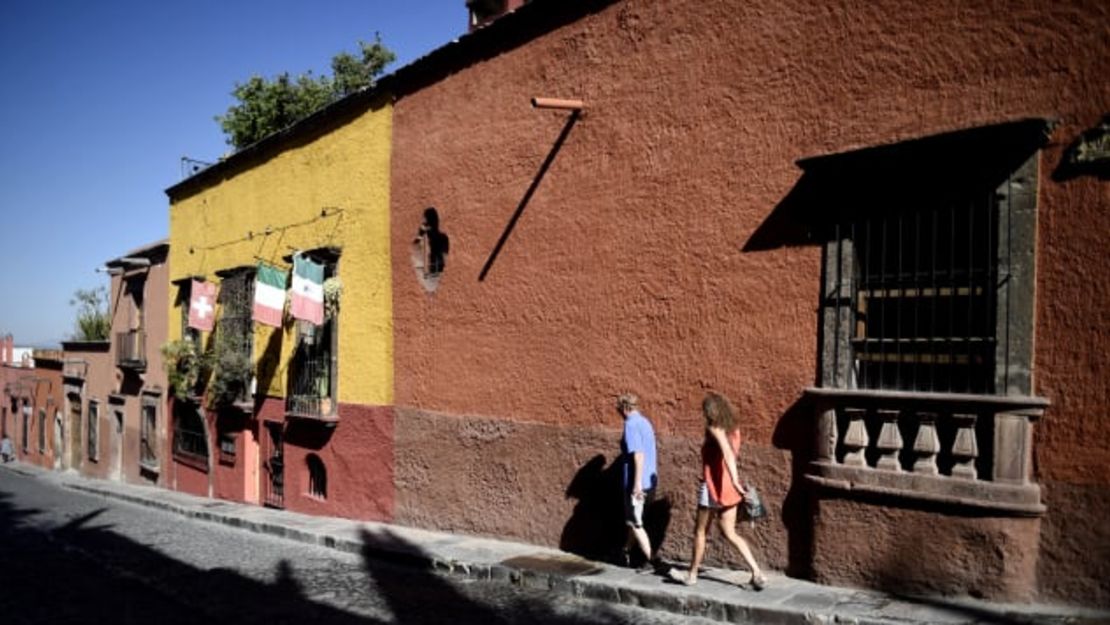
161, 339, 207, 401
323, 276, 342, 320
208, 341, 253, 409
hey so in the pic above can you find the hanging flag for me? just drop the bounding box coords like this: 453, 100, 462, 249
252, 264, 287, 328
188, 280, 217, 332
291, 254, 324, 325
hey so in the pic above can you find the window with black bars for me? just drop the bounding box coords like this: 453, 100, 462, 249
173, 402, 207, 461
37, 409, 46, 453
830, 196, 999, 393
217, 271, 254, 358
87, 401, 99, 461
214, 270, 254, 405
287, 256, 338, 418
817, 121, 1043, 397
140, 396, 157, 467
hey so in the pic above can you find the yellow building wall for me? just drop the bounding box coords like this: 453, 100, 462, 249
168, 101, 392, 406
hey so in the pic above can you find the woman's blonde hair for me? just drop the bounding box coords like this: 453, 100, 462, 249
702, 392, 738, 431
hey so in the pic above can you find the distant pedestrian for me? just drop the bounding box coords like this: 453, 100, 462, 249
617, 393, 660, 571
669, 392, 767, 590
1, 433, 13, 463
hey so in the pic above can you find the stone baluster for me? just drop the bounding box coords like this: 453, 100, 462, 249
841, 408, 868, 467
875, 409, 903, 471
814, 401, 837, 464
950, 413, 979, 479
911, 411, 940, 475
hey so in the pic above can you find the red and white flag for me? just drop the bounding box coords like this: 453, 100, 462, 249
188, 279, 217, 332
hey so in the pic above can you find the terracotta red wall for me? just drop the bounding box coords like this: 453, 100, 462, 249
280, 403, 394, 522
390, 0, 1108, 605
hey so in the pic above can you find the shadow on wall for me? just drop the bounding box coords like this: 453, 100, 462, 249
770, 396, 816, 579
0, 487, 632, 624
559, 454, 672, 564
252, 327, 283, 410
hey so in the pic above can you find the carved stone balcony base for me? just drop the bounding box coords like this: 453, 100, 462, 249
808, 461, 1045, 516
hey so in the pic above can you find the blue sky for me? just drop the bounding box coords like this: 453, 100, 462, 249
0, 0, 467, 346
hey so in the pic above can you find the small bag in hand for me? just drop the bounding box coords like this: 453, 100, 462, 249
742, 485, 766, 527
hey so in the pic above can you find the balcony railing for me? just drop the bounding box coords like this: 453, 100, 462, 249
804, 387, 1047, 516
286, 337, 337, 424
115, 330, 147, 370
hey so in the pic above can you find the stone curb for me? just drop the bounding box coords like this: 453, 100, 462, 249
5, 465, 1103, 625
62, 480, 902, 625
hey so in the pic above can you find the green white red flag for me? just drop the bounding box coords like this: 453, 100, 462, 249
291, 254, 324, 325
252, 263, 287, 327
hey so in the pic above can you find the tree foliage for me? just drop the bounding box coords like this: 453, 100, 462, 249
217, 35, 396, 150
70, 287, 110, 341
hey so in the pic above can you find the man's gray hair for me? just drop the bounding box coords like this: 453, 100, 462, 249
617, 393, 639, 412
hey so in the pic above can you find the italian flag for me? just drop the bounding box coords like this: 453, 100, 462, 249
291, 254, 324, 326
252, 264, 287, 328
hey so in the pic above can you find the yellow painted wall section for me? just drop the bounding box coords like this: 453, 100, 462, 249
168, 102, 393, 406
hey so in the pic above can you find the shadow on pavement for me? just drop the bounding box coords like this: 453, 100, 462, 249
0, 488, 628, 625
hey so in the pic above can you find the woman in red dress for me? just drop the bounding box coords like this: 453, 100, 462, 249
670, 392, 767, 589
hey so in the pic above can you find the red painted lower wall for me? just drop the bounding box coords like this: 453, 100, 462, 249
280, 403, 394, 522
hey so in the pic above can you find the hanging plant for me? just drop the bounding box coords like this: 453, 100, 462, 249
161, 339, 206, 400
323, 276, 343, 320
208, 340, 253, 407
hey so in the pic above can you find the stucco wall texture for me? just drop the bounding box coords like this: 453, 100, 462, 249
390, 0, 1108, 604
167, 101, 394, 407
108, 256, 171, 486
166, 98, 395, 518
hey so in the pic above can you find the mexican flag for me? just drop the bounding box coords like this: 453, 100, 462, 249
252, 263, 287, 328
291, 254, 324, 325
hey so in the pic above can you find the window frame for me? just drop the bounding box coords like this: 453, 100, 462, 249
819, 153, 1038, 397
140, 393, 159, 470
37, 408, 46, 454
286, 251, 340, 420
172, 401, 209, 470
87, 400, 99, 462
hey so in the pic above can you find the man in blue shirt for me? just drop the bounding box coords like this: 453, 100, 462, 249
618, 393, 658, 570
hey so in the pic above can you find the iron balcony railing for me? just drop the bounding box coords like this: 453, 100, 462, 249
115, 330, 147, 370
286, 329, 337, 423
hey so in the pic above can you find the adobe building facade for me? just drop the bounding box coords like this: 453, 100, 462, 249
133, 0, 1109, 608
165, 94, 394, 520
386, 0, 1109, 606
104, 241, 171, 485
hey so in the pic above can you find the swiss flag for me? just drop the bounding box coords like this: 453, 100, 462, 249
188, 280, 217, 332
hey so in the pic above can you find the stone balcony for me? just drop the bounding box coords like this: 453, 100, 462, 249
803, 387, 1047, 516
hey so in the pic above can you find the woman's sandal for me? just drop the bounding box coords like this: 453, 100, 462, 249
667, 569, 698, 586
750, 573, 768, 591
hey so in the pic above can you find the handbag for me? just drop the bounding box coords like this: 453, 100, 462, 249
742, 484, 766, 526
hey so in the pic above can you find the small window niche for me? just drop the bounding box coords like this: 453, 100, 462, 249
411, 207, 450, 292
307, 453, 327, 499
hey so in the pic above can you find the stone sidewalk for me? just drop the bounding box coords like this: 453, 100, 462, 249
4, 462, 1106, 625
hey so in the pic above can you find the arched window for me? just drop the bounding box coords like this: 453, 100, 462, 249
306, 454, 327, 499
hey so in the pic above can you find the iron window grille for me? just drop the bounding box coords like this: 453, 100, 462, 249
21, 401, 30, 453
805, 120, 1048, 514
817, 122, 1042, 397
287, 254, 339, 420
140, 395, 158, 469
37, 408, 46, 453
214, 269, 255, 406
87, 401, 99, 461
172, 401, 208, 464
